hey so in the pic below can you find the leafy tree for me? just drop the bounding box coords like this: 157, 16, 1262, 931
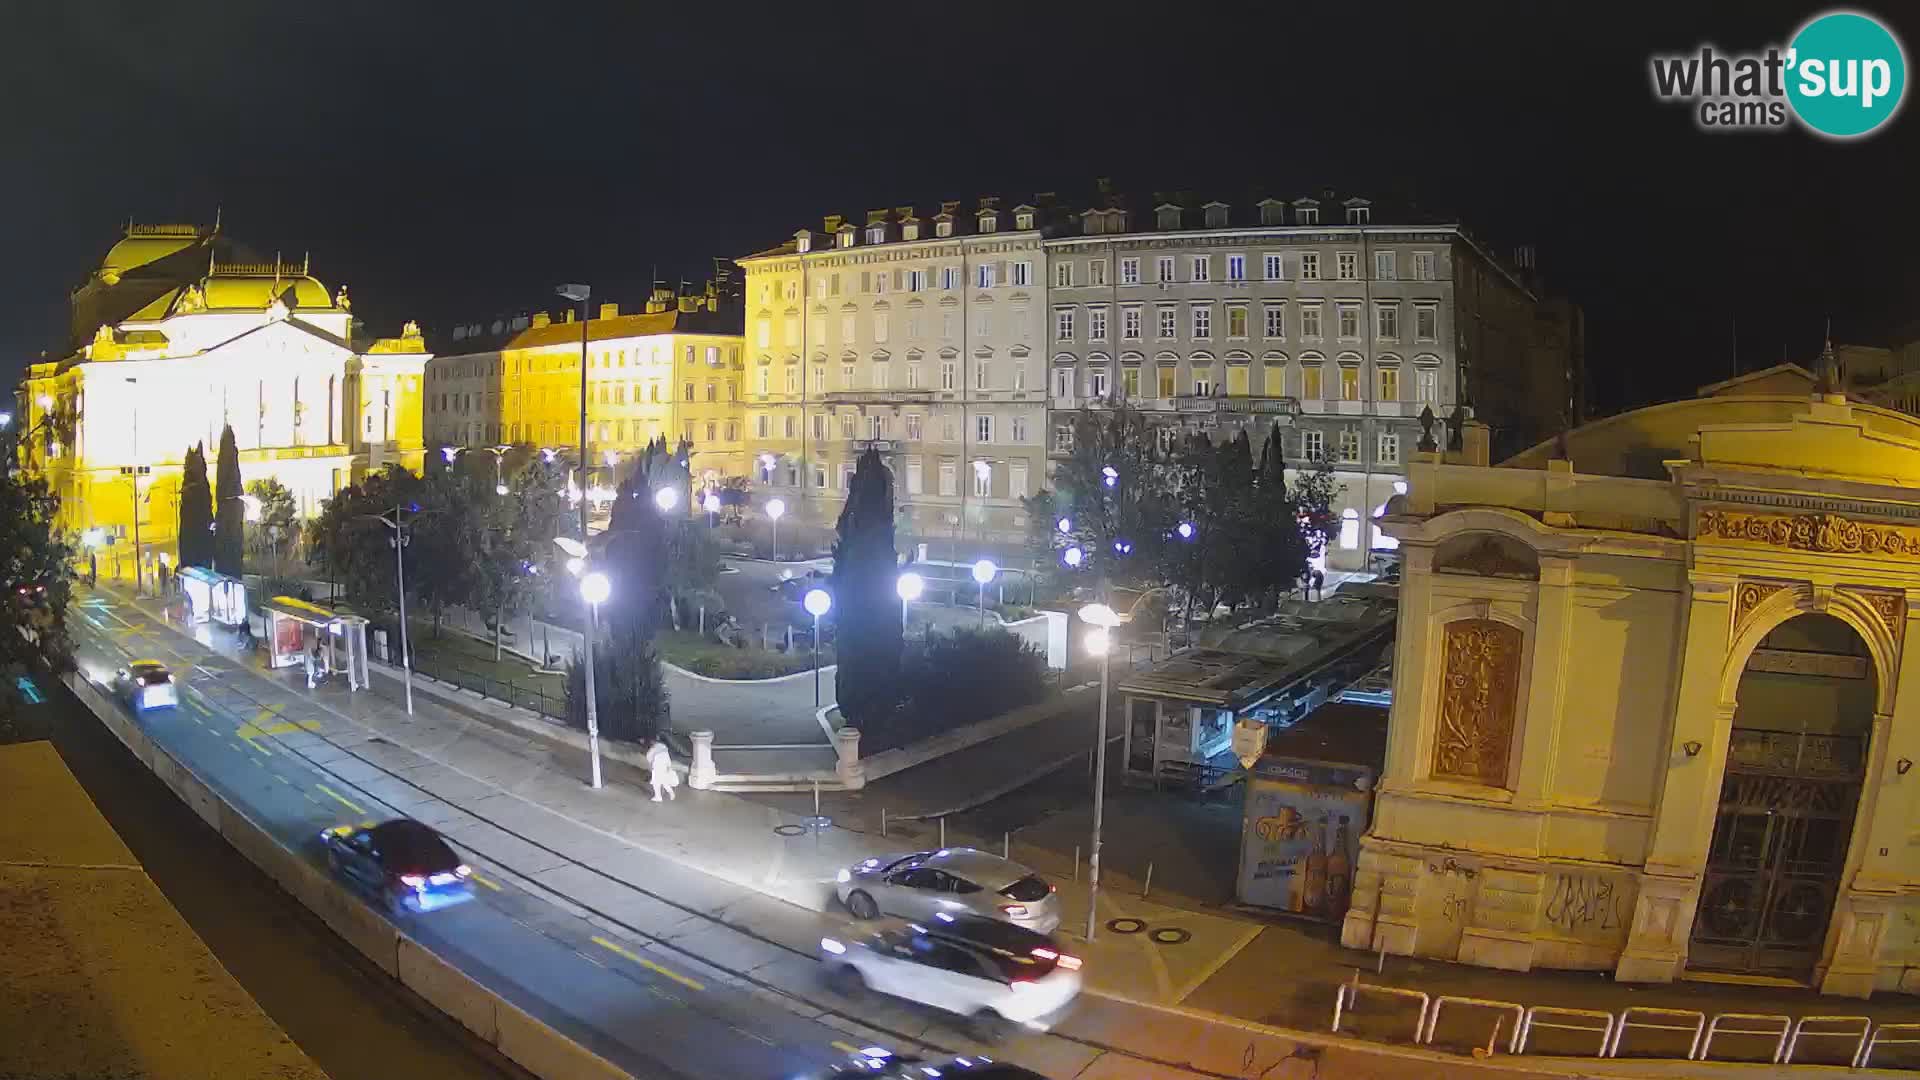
177, 443, 214, 569
563, 457, 672, 743
880, 627, 1046, 753
0, 469, 76, 717
831, 447, 902, 727
308, 465, 428, 616
244, 478, 299, 571
213, 425, 244, 576
1029, 404, 1170, 592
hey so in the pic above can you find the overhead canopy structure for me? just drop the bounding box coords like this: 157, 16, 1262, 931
259, 596, 368, 690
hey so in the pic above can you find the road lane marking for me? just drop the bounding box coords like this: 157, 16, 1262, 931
591, 934, 706, 992
273, 774, 294, 787
729, 1024, 773, 1046
314, 784, 365, 814
830, 1041, 861, 1054
469, 873, 501, 891
227, 740, 248, 754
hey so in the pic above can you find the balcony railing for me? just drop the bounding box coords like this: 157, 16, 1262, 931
1172, 393, 1300, 415
822, 389, 935, 404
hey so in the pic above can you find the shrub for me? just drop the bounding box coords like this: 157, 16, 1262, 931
863, 627, 1048, 753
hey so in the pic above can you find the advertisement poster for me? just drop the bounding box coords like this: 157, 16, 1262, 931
1238, 773, 1372, 922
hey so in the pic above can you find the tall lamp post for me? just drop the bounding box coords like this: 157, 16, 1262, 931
364, 504, 427, 716
971, 559, 997, 627
766, 497, 786, 561
1079, 602, 1120, 940
803, 587, 831, 708
555, 535, 605, 790
579, 569, 611, 791
557, 283, 601, 786
895, 571, 923, 632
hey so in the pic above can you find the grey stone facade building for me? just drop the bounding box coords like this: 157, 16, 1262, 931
1044, 187, 1582, 572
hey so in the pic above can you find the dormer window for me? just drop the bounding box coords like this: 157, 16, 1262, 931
902, 222, 920, 241
1203, 203, 1229, 228
1258, 200, 1285, 226
1015, 211, 1034, 230
796, 232, 812, 254
1347, 206, 1371, 225
935, 219, 953, 238
867, 225, 886, 244
1155, 205, 1182, 230
837, 227, 856, 249
1296, 204, 1320, 226
978, 214, 999, 234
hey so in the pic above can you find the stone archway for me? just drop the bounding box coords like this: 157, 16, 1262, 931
1690, 612, 1878, 977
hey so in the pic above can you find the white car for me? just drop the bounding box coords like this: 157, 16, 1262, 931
114, 660, 177, 711
819, 914, 1082, 1039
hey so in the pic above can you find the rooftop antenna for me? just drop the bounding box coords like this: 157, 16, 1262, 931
212, 205, 222, 234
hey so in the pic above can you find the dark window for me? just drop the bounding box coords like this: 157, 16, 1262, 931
892, 867, 942, 890
370, 822, 459, 873
948, 875, 985, 895
1001, 876, 1050, 903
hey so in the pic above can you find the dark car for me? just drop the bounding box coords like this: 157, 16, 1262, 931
321, 818, 474, 915
821, 1047, 1045, 1077
772, 571, 830, 602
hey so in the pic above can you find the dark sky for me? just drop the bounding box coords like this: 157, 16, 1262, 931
4, 1, 1916, 416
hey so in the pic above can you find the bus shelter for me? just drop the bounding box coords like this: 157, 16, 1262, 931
177, 566, 247, 627
261, 596, 369, 691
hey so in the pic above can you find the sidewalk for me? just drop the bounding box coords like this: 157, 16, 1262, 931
99, 586, 1920, 1075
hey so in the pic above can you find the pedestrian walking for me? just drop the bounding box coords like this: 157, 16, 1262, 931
305, 640, 320, 689
1310, 567, 1325, 602
647, 739, 679, 802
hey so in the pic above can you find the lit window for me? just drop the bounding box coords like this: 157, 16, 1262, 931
1379, 367, 1399, 401
1227, 306, 1248, 339
1341, 366, 1360, 401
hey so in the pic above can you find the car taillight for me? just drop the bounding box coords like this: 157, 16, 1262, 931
1000, 904, 1028, 917
399, 874, 426, 889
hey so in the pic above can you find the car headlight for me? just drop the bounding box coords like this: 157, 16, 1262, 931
837, 868, 851, 883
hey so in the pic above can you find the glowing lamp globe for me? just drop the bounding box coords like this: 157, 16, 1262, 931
766, 498, 786, 522
971, 559, 997, 585
803, 588, 832, 618
580, 571, 611, 606
654, 486, 679, 512
896, 572, 924, 602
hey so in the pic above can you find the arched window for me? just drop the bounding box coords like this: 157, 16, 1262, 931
1339, 507, 1361, 549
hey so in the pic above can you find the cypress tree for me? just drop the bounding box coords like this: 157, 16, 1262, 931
177, 443, 214, 569
830, 446, 902, 727
214, 425, 244, 575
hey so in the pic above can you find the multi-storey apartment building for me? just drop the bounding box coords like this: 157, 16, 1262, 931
737, 199, 1057, 559
425, 284, 746, 490
1047, 186, 1582, 571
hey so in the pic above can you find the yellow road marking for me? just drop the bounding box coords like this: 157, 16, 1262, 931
590, 935, 705, 992
314, 784, 365, 814
469, 873, 501, 892
273, 774, 294, 786
185, 697, 211, 717
830, 1041, 861, 1054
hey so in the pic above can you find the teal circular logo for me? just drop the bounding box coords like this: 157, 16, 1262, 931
1787, 11, 1907, 138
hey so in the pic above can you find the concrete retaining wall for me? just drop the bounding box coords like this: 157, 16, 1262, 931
859, 690, 1073, 783
64, 673, 639, 1080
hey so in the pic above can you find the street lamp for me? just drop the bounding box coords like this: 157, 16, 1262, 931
1177, 521, 1195, 540
653, 486, 679, 513
0, 412, 12, 429
580, 569, 611, 792
554, 535, 604, 790
1079, 601, 1121, 941
895, 571, 923, 631
971, 559, 997, 627
703, 491, 720, 530
803, 587, 831, 708
766, 497, 786, 561
364, 504, 428, 715
1062, 546, 1083, 568
1057, 516, 1072, 535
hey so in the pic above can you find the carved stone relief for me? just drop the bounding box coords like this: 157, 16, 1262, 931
1699, 508, 1920, 558
1435, 535, 1539, 581
1432, 619, 1523, 787
1841, 587, 1905, 646
1733, 580, 1792, 634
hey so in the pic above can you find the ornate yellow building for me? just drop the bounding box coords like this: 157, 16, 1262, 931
1343, 350, 1920, 996
19, 222, 428, 566
425, 286, 745, 489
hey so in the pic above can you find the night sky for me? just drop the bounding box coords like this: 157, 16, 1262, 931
4, 1, 1916, 417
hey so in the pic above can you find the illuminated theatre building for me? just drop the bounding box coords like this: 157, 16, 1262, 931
18, 222, 428, 565
1342, 351, 1920, 996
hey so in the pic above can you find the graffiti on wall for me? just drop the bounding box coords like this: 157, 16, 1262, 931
1543, 871, 1629, 940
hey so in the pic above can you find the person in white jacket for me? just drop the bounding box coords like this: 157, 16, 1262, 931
647, 740, 679, 802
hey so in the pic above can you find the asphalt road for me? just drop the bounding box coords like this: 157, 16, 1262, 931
12, 678, 530, 1080
68, 598, 871, 1080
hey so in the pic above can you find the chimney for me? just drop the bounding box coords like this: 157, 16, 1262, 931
1095, 177, 1113, 196
866, 208, 889, 226
978, 196, 1000, 211
940, 200, 962, 216
645, 288, 671, 314
823, 214, 844, 233
562, 309, 574, 323
531, 312, 552, 329
598, 302, 619, 320
678, 294, 697, 313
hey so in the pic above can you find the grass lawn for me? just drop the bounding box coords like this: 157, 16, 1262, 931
656, 629, 832, 680
406, 618, 562, 686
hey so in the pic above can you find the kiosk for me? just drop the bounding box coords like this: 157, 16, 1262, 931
260, 596, 370, 691
177, 566, 247, 627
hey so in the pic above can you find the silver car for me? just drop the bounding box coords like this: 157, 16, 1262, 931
836, 848, 1060, 934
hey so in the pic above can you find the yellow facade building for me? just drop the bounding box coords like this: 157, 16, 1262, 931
19, 223, 428, 568
1344, 350, 1920, 996
426, 286, 745, 490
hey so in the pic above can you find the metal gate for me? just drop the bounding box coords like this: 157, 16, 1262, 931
1689, 729, 1865, 977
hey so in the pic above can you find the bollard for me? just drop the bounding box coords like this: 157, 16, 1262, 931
1073, 845, 1080, 882
1003, 831, 1010, 860
881, 807, 888, 838
1143, 861, 1154, 898
939, 816, 946, 848
812, 779, 820, 817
